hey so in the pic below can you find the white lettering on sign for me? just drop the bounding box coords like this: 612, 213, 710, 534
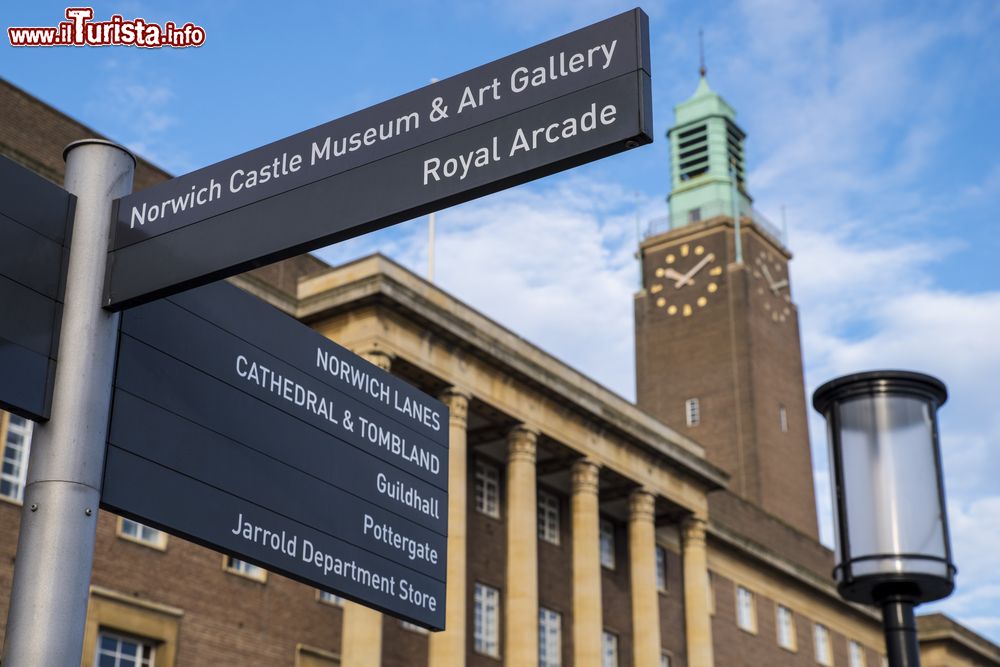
422, 101, 618, 186
236, 354, 338, 425
129, 178, 222, 229
309, 112, 421, 166
232, 511, 298, 557
124, 33, 625, 241
510, 102, 617, 156
375, 471, 440, 519
229, 152, 302, 194
363, 513, 439, 565
316, 347, 442, 433
510, 40, 617, 93
357, 415, 440, 474
423, 136, 501, 185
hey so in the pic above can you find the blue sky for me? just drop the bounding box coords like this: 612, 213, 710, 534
5, 0, 1000, 646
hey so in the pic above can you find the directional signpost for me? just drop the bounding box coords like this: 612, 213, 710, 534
0, 156, 75, 421
104, 281, 448, 627
105, 8, 652, 309
3, 8, 652, 665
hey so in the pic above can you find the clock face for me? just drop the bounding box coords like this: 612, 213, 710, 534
649, 242, 722, 317
752, 249, 792, 323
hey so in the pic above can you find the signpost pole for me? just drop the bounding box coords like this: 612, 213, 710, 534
2, 140, 134, 667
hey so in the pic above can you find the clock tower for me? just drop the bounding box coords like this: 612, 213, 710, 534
635, 73, 819, 538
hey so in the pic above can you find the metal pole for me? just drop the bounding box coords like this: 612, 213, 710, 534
882, 596, 922, 667
427, 211, 436, 282
2, 140, 134, 667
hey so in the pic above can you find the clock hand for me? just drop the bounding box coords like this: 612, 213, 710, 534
761, 263, 776, 289
676, 253, 715, 287
769, 279, 788, 294
663, 268, 694, 288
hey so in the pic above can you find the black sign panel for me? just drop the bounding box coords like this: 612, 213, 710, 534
0, 155, 74, 421
103, 281, 449, 628
106, 8, 651, 309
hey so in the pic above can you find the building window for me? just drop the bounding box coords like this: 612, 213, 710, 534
317, 590, 343, 606
83, 586, 181, 667
401, 621, 429, 635
685, 398, 700, 427
474, 582, 500, 657
475, 459, 500, 518
117, 518, 167, 550
688, 208, 702, 223
599, 519, 615, 569
95, 631, 155, 667
735, 585, 756, 633
539, 607, 562, 667
655, 545, 668, 592
538, 489, 560, 545
814, 623, 832, 666
776, 604, 796, 650
661, 652, 672, 667
296, 644, 339, 667
779, 405, 788, 433
602, 630, 619, 667
224, 555, 266, 582
1, 414, 32, 503
849, 640, 866, 667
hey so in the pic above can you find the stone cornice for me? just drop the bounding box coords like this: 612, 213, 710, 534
295, 254, 728, 493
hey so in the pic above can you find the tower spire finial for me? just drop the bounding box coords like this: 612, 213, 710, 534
698, 28, 706, 77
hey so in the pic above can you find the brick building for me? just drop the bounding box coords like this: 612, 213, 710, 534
1, 75, 998, 667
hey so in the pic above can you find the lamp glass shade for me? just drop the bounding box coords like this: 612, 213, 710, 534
835, 393, 948, 580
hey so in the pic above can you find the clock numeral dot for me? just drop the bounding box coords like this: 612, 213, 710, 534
656, 297, 666, 308
683, 304, 692, 317
651, 284, 663, 294
666, 254, 676, 264
707, 283, 718, 293
655, 267, 665, 278
667, 305, 678, 316
710, 267, 722, 276
681, 244, 689, 257
694, 245, 705, 256
697, 297, 707, 307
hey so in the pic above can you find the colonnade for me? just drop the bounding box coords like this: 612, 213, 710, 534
341, 352, 714, 667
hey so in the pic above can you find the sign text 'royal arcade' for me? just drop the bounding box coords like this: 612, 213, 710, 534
105, 9, 652, 309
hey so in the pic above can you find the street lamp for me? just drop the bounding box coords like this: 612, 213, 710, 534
813, 370, 956, 667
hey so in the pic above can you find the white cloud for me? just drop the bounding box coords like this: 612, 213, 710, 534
319, 0, 1000, 643
317, 175, 650, 398
85, 63, 193, 174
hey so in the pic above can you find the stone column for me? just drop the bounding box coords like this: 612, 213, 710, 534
571, 459, 603, 667
341, 606, 383, 667
682, 516, 714, 667
341, 349, 393, 667
428, 389, 471, 667
504, 426, 539, 667
629, 489, 661, 667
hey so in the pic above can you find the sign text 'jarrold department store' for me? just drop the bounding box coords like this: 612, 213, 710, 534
103, 281, 449, 628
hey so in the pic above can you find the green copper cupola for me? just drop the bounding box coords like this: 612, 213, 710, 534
667, 74, 752, 229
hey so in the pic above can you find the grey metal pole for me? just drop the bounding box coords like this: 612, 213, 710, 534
2, 140, 134, 667
882, 597, 922, 667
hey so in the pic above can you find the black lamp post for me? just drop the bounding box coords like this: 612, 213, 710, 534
813, 371, 956, 667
